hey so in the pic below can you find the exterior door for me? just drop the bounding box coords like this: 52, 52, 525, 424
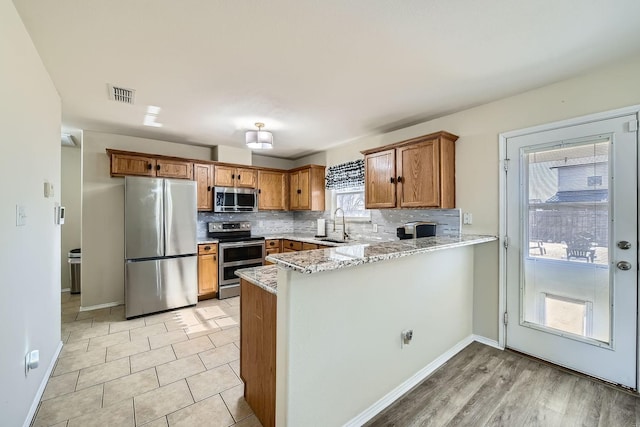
505, 113, 638, 388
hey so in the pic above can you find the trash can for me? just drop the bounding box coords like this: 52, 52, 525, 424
68, 248, 81, 294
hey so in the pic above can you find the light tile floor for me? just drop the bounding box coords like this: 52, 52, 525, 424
33, 293, 263, 427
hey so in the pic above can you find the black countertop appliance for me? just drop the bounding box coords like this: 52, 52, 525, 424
397, 221, 437, 240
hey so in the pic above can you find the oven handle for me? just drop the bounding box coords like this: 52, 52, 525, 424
220, 258, 264, 268
219, 241, 265, 249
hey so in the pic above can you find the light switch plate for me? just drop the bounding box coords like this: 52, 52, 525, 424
16, 205, 27, 226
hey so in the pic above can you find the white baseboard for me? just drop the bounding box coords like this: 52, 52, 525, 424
472, 334, 503, 350
344, 334, 475, 427
61, 288, 70, 293
23, 341, 63, 427
79, 301, 123, 312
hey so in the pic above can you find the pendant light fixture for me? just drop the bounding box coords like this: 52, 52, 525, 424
245, 122, 273, 149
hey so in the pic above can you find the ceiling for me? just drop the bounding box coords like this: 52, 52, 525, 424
13, 0, 640, 159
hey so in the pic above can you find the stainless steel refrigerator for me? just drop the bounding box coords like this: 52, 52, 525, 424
124, 176, 198, 319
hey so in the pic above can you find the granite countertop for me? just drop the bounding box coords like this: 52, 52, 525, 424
235, 265, 279, 295
265, 234, 497, 274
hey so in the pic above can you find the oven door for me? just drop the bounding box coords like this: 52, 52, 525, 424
218, 241, 264, 299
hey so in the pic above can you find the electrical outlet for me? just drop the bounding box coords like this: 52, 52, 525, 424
463, 212, 473, 225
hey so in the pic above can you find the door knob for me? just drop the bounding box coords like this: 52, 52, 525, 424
617, 241, 632, 250
617, 261, 632, 271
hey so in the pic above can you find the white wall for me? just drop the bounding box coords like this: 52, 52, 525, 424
251, 154, 295, 170
61, 146, 81, 290
0, 1, 62, 425
276, 246, 474, 426
296, 55, 640, 340
213, 144, 252, 165
82, 131, 212, 308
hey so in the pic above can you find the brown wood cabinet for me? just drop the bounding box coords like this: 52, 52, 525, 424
302, 242, 319, 250
289, 165, 325, 211
155, 159, 193, 179
265, 239, 282, 265
197, 244, 218, 300
240, 279, 276, 427
361, 131, 458, 209
282, 240, 303, 251
258, 170, 288, 210
194, 163, 214, 211
107, 150, 194, 179
109, 152, 157, 177
214, 165, 257, 188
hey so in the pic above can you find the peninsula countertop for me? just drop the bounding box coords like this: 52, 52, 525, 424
236, 234, 497, 294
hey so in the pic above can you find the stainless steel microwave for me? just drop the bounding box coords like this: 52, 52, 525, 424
214, 186, 258, 212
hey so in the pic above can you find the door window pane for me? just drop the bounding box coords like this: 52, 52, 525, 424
522, 138, 610, 343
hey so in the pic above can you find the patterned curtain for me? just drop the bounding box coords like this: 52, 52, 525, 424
325, 159, 365, 190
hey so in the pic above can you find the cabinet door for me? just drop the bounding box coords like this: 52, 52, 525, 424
236, 168, 258, 188
297, 169, 311, 210
265, 239, 281, 252
111, 153, 156, 177
364, 149, 396, 209
302, 243, 318, 251
289, 172, 300, 210
198, 253, 218, 299
283, 240, 302, 251
258, 171, 287, 210
214, 165, 236, 187
397, 139, 440, 208
194, 164, 213, 211
156, 159, 193, 179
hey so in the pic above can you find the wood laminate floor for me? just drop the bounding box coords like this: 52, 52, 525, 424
366, 342, 639, 427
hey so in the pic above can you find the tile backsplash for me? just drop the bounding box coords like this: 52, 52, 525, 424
197, 209, 460, 241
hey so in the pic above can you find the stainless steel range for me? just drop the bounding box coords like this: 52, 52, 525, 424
208, 221, 265, 299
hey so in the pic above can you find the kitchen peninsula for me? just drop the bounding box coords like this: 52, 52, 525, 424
236, 234, 496, 427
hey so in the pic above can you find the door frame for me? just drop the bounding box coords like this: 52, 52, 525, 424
498, 104, 640, 387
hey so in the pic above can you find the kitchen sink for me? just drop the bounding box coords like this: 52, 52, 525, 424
320, 238, 349, 244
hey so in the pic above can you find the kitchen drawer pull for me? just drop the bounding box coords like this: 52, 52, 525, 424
207, 186, 211, 191
397, 176, 403, 183
390, 177, 395, 183
204, 246, 211, 250
147, 164, 152, 170
232, 174, 235, 179
238, 174, 241, 180
156, 165, 161, 171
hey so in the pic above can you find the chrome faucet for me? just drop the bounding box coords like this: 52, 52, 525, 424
333, 208, 349, 240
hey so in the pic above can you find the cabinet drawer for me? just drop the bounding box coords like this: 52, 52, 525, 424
283, 240, 302, 251
265, 239, 281, 250
266, 248, 280, 256
302, 243, 319, 251
198, 244, 218, 255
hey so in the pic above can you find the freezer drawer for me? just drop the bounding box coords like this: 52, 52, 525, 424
125, 255, 197, 319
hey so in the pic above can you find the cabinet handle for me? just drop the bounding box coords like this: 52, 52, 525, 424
390, 177, 395, 183
204, 246, 211, 250
238, 174, 241, 180
207, 186, 211, 191
258, 189, 261, 194
147, 164, 152, 170
232, 174, 235, 179
156, 165, 161, 171
297, 189, 301, 194
213, 255, 216, 261
397, 176, 403, 183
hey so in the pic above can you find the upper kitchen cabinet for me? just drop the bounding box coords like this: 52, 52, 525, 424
289, 165, 325, 211
214, 165, 257, 188
361, 131, 458, 209
106, 149, 193, 180
108, 151, 157, 177
155, 158, 193, 179
258, 170, 288, 210
194, 163, 214, 211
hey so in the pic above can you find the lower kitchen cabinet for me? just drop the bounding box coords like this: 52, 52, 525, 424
240, 279, 276, 427
265, 239, 282, 265
197, 243, 218, 300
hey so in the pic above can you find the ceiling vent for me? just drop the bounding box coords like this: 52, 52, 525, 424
108, 84, 135, 104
